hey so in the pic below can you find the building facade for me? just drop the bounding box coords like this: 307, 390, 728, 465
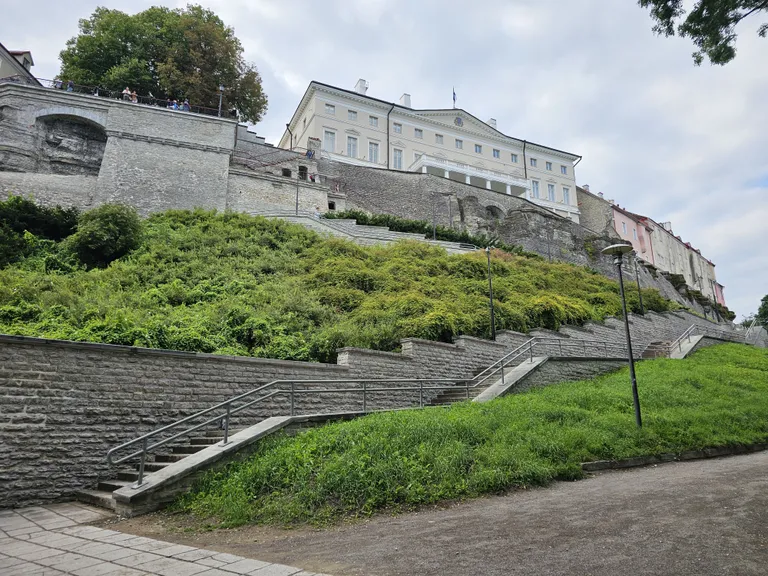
279, 80, 583, 223
0, 42, 39, 85
576, 185, 723, 305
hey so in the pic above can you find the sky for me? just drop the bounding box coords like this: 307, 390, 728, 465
1, 0, 766, 318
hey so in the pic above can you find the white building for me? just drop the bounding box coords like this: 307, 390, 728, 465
279, 79, 582, 223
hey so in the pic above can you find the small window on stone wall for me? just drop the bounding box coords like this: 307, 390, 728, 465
328, 201, 336, 210
298, 165, 308, 180
282, 168, 292, 177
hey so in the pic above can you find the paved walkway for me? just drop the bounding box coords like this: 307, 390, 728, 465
0, 502, 327, 576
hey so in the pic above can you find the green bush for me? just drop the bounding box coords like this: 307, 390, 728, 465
65, 204, 142, 268
0, 195, 79, 267
0, 206, 680, 361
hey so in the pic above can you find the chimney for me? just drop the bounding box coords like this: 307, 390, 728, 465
582, 184, 590, 191
487, 118, 497, 129
400, 93, 411, 108
662, 222, 672, 231
354, 79, 369, 95
608, 199, 615, 205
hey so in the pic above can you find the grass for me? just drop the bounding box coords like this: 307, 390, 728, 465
177, 344, 768, 527
0, 208, 677, 362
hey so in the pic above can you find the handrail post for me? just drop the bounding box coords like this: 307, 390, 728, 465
500, 359, 506, 385
290, 382, 295, 416
222, 402, 231, 445
529, 341, 534, 362
136, 437, 147, 487
363, 381, 367, 413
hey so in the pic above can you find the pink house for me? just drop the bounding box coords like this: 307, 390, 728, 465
611, 206, 655, 265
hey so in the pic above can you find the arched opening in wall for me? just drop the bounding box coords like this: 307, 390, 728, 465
33, 114, 107, 176
485, 205, 505, 221
328, 201, 336, 211
282, 168, 292, 177
298, 165, 308, 180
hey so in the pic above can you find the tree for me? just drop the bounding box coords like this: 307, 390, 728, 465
758, 294, 768, 325
66, 204, 142, 268
638, 0, 768, 65
59, 4, 268, 122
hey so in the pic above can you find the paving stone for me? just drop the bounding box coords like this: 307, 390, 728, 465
219, 558, 271, 574
249, 564, 303, 576
151, 544, 198, 557
111, 551, 165, 568
211, 553, 244, 564
40, 551, 103, 571
195, 557, 228, 568
173, 549, 218, 562
133, 556, 210, 576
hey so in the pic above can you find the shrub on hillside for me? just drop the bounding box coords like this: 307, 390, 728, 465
0, 195, 79, 267
65, 204, 142, 268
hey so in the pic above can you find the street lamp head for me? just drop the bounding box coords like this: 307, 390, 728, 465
219, 84, 225, 93
601, 243, 634, 256
485, 246, 490, 254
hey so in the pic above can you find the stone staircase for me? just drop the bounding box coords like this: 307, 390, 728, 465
250, 209, 478, 254
75, 428, 236, 510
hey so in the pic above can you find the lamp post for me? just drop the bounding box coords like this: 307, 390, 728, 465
633, 254, 644, 315
217, 84, 225, 117
486, 246, 496, 341
602, 243, 642, 428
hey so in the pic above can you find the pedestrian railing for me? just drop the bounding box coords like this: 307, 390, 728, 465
1, 76, 223, 117
105, 335, 636, 486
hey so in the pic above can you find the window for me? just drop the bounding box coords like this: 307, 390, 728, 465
475, 144, 482, 154
347, 136, 358, 158
348, 110, 357, 121
493, 149, 500, 158
548, 183, 555, 201
369, 116, 378, 127
563, 187, 570, 204
414, 128, 423, 139
621, 221, 627, 234
531, 180, 540, 199
298, 165, 308, 180
323, 130, 336, 152
455, 139, 463, 149
393, 148, 403, 170
546, 161, 552, 171
511, 153, 518, 163
393, 123, 402, 133
633, 228, 638, 240
328, 201, 336, 210
530, 158, 538, 167
435, 134, 444, 144
561, 165, 568, 175
368, 141, 379, 164
281, 168, 292, 177
325, 103, 335, 115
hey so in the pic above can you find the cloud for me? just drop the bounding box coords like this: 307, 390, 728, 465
1, 0, 765, 316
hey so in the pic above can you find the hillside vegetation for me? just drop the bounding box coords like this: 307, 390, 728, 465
0, 199, 677, 362
178, 344, 768, 526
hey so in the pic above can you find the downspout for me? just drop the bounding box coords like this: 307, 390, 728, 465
286, 123, 294, 151
522, 140, 527, 179
386, 103, 395, 169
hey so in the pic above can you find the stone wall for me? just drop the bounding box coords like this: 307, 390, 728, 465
0, 331, 513, 507
513, 358, 627, 393
226, 168, 328, 214
0, 172, 98, 210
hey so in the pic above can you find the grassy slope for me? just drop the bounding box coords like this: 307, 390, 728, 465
0, 210, 674, 362
178, 344, 768, 526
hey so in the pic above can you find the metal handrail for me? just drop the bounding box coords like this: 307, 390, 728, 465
643, 323, 744, 357
104, 334, 639, 486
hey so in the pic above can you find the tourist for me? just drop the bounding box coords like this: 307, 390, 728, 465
130, 90, 138, 104
313, 206, 322, 219
122, 87, 131, 101
181, 99, 191, 112
66, 80, 74, 92
172, 100, 179, 110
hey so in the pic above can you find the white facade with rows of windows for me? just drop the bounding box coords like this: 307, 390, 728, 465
279, 80, 582, 223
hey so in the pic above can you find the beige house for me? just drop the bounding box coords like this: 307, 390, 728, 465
279, 79, 582, 222
0, 43, 39, 85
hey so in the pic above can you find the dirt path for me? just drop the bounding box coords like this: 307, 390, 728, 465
107, 451, 768, 576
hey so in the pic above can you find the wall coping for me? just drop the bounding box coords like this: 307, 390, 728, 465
336, 346, 413, 361
453, 334, 509, 348
400, 338, 459, 350
0, 333, 347, 371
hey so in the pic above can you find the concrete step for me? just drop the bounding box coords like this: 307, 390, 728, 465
118, 470, 140, 482
140, 462, 170, 472
190, 436, 224, 445
75, 489, 116, 511
154, 453, 189, 463
171, 445, 206, 454
98, 479, 134, 492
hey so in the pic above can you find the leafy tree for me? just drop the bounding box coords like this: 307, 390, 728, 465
758, 294, 768, 325
639, 0, 768, 65
66, 204, 142, 268
59, 4, 268, 122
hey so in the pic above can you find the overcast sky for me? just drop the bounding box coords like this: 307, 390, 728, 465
2, 0, 766, 318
